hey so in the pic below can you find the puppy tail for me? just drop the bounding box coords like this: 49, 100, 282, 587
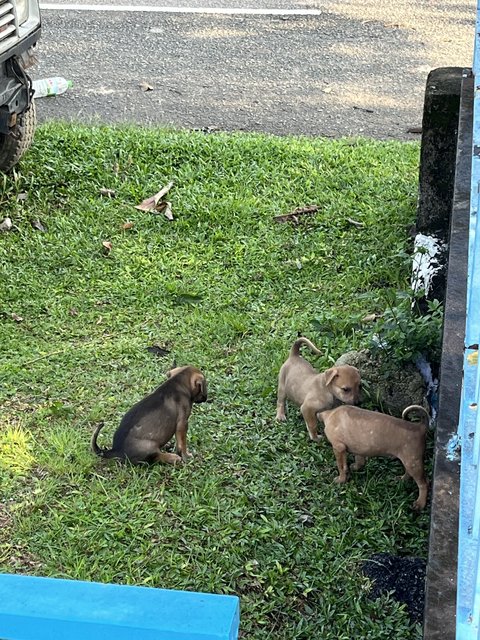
290, 337, 322, 357
402, 405, 430, 428
90, 421, 119, 459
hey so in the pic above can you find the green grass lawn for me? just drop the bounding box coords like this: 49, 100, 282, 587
0, 124, 424, 639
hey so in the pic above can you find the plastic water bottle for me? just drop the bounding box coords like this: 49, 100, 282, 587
32, 77, 72, 98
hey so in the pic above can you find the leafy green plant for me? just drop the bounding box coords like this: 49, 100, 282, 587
367, 291, 443, 366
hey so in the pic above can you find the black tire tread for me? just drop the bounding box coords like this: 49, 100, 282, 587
0, 99, 36, 172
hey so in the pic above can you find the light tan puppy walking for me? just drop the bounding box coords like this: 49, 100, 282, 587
276, 337, 361, 442
319, 404, 429, 511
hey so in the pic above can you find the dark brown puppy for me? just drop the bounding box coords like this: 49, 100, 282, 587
319, 404, 429, 511
91, 365, 207, 465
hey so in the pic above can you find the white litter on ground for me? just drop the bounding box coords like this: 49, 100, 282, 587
412, 233, 446, 297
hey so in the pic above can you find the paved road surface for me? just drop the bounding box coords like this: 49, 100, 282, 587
34, 1, 476, 139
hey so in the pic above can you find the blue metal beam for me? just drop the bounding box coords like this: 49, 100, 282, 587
456, 2, 480, 638
0, 573, 240, 640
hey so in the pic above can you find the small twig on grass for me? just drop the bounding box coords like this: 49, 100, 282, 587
274, 205, 321, 224
21, 348, 68, 366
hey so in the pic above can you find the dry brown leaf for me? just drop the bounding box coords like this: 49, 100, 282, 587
139, 81, 154, 92
0, 217, 12, 232
156, 201, 173, 221
11, 313, 23, 322
135, 182, 174, 212
274, 205, 320, 224
347, 217, 365, 228
102, 241, 113, 254
122, 221, 134, 230
17, 192, 28, 202
31, 219, 47, 232
99, 188, 116, 198
69, 308, 79, 317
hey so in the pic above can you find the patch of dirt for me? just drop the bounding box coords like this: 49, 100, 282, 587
0, 502, 13, 530
336, 349, 428, 417
362, 552, 426, 623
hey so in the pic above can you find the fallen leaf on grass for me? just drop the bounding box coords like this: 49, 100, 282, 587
99, 188, 116, 198
297, 513, 314, 526
69, 308, 79, 317
156, 201, 173, 221
122, 221, 134, 230
11, 313, 23, 322
274, 205, 320, 224
102, 241, 113, 254
347, 217, 364, 228
31, 219, 47, 232
16, 192, 28, 202
146, 345, 171, 357
135, 182, 174, 212
0, 217, 12, 232
139, 81, 154, 92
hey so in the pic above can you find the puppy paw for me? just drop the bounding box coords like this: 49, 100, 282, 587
181, 451, 194, 462
350, 462, 365, 472
412, 500, 425, 512
276, 413, 287, 422
334, 476, 347, 484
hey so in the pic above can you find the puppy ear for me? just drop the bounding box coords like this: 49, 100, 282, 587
324, 367, 338, 386
166, 366, 183, 379
191, 372, 207, 399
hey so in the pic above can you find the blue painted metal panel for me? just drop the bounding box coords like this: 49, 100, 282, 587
457, 350, 480, 640
457, 2, 480, 637
0, 573, 240, 640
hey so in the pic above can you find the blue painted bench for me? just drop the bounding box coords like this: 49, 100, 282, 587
0, 573, 240, 640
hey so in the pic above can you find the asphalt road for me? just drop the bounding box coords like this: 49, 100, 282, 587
34, 1, 476, 139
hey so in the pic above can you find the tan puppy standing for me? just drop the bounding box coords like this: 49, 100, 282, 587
276, 337, 361, 442
319, 404, 429, 511
91, 365, 207, 465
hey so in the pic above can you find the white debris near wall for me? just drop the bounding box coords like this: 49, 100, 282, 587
412, 233, 446, 297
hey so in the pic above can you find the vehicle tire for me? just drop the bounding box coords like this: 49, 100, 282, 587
0, 99, 36, 172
